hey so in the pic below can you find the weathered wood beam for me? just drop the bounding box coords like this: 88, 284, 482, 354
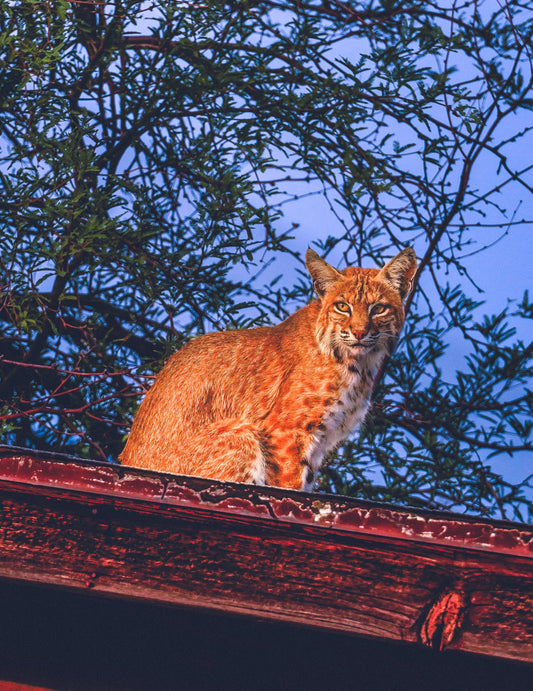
0, 450, 532, 663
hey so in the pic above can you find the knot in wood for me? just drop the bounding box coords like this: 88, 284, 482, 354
419, 587, 467, 651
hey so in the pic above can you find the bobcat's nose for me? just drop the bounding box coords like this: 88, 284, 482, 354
352, 328, 367, 340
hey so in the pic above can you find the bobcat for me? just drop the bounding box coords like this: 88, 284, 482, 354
120, 248, 416, 490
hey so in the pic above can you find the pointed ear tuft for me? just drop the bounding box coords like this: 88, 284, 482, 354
377, 248, 417, 300
305, 249, 343, 298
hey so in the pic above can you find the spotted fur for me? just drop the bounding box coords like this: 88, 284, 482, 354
120, 248, 416, 490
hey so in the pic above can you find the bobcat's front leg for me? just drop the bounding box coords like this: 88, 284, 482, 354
264, 429, 316, 490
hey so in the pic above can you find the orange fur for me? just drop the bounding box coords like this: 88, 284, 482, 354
120, 249, 416, 490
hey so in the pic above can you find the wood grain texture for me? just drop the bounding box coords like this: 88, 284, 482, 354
0, 451, 532, 663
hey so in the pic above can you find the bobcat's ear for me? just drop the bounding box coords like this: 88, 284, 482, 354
377, 248, 417, 300
305, 249, 343, 298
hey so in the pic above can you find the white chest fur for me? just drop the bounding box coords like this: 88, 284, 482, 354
301, 362, 377, 491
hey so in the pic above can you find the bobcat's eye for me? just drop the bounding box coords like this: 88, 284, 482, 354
334, 301, 351, 314
371, 303, 391, 316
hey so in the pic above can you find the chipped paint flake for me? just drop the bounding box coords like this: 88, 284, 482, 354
311, 500, 335, 525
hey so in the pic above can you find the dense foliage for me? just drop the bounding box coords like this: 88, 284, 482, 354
1, 0, 532, 519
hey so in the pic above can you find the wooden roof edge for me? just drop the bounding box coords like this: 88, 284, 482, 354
0, 446, 532, 559
1, 448, 532, 664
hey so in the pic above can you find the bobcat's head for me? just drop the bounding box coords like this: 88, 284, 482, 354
306, 248, 417, 362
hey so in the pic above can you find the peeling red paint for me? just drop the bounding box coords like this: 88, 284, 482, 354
0, 455, 115, 492
206, 497, 271, 517
163, 482, 204, 506
333, 507, 367, 529
269, 497, 314, 521
115, 474, 167, 500
0, 452, 532, 558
